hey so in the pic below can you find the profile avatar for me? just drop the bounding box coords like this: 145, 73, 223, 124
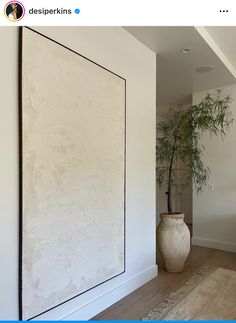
5, 1, 25, 22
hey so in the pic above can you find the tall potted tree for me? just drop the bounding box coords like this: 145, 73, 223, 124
156, 90, 233, 272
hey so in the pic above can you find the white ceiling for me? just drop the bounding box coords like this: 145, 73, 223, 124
124, 27, 236, 107
205, 27, 236, 72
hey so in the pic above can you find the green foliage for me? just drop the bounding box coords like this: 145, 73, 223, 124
156, 90, 233, 213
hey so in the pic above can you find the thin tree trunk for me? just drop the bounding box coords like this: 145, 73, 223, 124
167, 190, 172, 214
167, 149, 174, 213
167, 124, 180, 213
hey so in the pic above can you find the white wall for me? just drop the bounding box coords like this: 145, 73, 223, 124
0, 27, 19, 320
192, 84, 236, 253
0, 27, 157, 320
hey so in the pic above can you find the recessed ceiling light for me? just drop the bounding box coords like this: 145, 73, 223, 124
196, 65, 214, 73
180, 48, 191, 54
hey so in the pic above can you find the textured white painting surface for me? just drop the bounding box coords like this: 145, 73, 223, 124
22, 28, 125, 320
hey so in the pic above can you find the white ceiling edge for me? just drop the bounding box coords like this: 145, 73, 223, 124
195, 26, 236, 80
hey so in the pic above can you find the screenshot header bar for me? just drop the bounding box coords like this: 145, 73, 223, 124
0, 0, 236, 26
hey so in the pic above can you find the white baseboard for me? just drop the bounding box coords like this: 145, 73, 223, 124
192, 236, 236, 253
58, 265, 158, 320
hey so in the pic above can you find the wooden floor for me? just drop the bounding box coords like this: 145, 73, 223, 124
93, 245, 236, 320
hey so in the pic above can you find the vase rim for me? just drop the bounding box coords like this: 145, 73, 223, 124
160, 212, 184, 220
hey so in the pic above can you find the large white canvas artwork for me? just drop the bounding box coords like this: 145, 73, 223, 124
20, 27, 125, 320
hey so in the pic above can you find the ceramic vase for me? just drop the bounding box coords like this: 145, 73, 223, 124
157, 213, 190, 273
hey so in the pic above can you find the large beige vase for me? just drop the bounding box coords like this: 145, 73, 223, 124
157, 213, 190, 273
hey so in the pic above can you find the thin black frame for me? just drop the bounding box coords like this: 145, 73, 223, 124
19, 26, 126, 321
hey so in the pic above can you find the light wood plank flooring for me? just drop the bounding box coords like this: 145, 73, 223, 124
93, 245, 236, 320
